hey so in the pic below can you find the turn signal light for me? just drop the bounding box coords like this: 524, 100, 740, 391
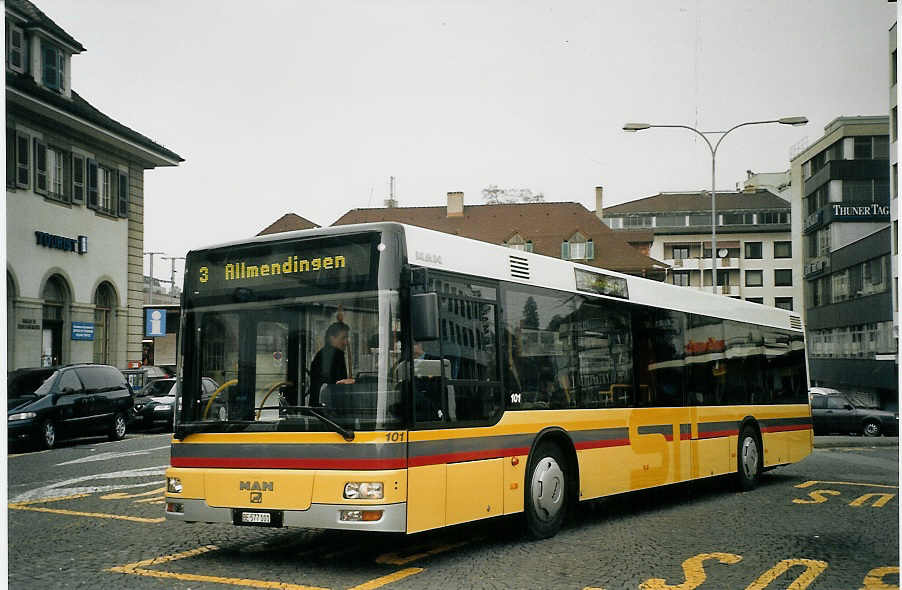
340, 509, 383, 522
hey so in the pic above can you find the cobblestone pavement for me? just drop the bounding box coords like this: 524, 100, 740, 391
7, 433, 899, 589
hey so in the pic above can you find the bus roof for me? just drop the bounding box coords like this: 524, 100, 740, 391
188, 222, 802, 333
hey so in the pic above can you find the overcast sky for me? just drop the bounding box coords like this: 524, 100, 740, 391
35, 0, 897, 283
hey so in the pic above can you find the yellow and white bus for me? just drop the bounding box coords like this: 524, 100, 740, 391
165, 222, 811, 538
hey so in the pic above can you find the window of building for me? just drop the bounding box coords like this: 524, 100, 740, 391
46, 147, 70, 202
874, 136, 889, 159
894, 49, 899, 86
72, 154, 85, 203
603, 218, 623, 229
853, 136, 873, 160
562, 234, 593, 260
33, 139, 47, 194
655, 215, 685, 227
672, 271, 690, 287
774, 241, 792, 259
41, 42, 66, 91
774, 297, 793, 311
746, 297, 764, 304
744, 242, 762, 259
688, 214, 709, 226
759, 212, 789, 224
842, 179, 874, 202
93, 283, 115, 364
15, 132, 29, 189
623, 215, 652, 228
7, 23, 26, 73
722, 213, 754, 225
894, 221, 898, 256
774, 269, 792, 287
99, 166, 112, 212
892, 107, 898, 143
827, 140, 844, 162
893, 164, 898, 199
745, 270, 763, 287
672, 246, 689, 260
505, 233, 533, 253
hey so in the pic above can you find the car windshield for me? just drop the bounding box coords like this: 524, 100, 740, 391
32, 371, 60, 396
8, 370, 54, 397
143, 380, 176, 397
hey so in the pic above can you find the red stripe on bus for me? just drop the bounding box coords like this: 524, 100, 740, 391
573, 439, 630, 450
407, 446, 532, 467
170, 457, 408, 470
761, 424, 811, 433
696, 430, 739, 439
663, 434, 692, 442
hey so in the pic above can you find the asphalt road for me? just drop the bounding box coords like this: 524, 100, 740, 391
7, 432, 899, 590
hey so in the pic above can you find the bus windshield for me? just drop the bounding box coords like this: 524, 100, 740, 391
176, 231, 404, 435
180, 290, 401, 433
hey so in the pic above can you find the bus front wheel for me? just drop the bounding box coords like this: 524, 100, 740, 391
524, 442, 568, 539
736, 426, 762, 491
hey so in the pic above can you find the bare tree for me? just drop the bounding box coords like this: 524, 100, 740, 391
481, 185, 545, 204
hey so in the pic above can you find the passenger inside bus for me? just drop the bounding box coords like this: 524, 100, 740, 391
308, 321, 356, 406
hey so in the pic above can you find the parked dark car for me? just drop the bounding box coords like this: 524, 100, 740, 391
8, 364, 134, 449
8, 367, 57, 399
134, 377, 225, 429
810, 388, 899, 437
121, 365, 173, 395
132, 378, 177, 429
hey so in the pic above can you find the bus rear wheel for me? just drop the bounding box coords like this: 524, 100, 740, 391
736, 426, 762, 491
524, 442, 568, 539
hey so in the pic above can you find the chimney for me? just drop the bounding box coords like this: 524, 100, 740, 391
447, 191, 464, 217
594, 186, 604, 220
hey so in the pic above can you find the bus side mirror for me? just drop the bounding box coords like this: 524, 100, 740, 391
411, 293, 440, 341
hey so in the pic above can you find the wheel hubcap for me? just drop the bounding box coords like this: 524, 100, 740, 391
44, 423, 55, 447
115, 416, 126, 437
531, 457, 564, 521
741, 437, 758, 479
218, 407, 227, 421
865, 423, 879, 436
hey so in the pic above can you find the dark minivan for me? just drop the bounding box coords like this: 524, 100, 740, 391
8, 364, 134, 449
810, 387, 899, 437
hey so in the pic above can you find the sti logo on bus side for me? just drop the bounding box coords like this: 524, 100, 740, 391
415, 251, 443, 265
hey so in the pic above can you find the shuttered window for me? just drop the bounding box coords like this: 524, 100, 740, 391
33, 138, 47, 194
117, 170, 129, 217
87, 159, 98, 208
72, 154, 85, 203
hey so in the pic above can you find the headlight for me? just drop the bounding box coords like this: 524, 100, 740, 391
155, 404, 172, 411
8, 412, 36, 421
343, 482, 384, 500
167, 477, 183, 493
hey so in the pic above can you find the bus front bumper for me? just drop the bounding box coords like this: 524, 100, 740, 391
165, 498, 407, 532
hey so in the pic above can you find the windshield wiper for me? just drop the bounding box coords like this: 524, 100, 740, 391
277, 405, 355, 441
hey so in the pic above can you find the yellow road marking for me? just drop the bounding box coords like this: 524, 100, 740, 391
861, 566, 900, 589
114, 544, 219, 569
108, 544, 328, 589
795, 480, 898, 490
375, 539, 471, 565
101, 487, 166, 500
745, 558, 827, 590
9, 493, 90, 505
9, 503, 165, 523
849, 493, 896, 508
347, 568, 423, 590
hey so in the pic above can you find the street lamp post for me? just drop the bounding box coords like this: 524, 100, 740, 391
623, 116, 807, 294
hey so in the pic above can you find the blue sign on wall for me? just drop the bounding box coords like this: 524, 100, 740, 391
71, 322, 95, 341
146, 309, 167, 337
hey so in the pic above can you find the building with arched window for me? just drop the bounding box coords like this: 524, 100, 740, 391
6, 0, 182, 370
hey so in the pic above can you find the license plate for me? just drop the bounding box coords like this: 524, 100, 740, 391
241, 512, 271, 524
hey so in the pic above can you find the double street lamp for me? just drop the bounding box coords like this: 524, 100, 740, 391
623, 116, 808, 294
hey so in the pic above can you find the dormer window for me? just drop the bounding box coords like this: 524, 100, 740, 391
41, 41, 65, 91
504, 233, 533, 253
561, 233, 594, 260
6, 22, 26, 73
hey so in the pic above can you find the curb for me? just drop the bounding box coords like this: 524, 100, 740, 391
814, 436, 899, 449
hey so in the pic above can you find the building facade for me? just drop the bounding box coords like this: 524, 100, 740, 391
259, 190, 668, 279
602, 189, 799, 310
790, 116, 896, 409
6, 0, 182, 370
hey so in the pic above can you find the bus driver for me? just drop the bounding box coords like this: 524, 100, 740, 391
308, 321, 355, 406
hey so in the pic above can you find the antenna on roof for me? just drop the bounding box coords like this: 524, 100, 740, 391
384, 176, 398, 208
